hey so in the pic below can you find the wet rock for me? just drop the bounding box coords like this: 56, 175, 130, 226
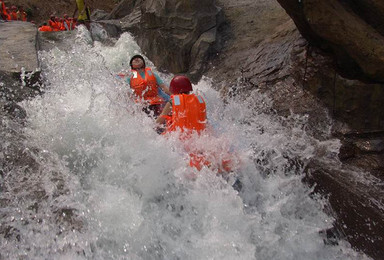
0, 70, 41, 103
119, 6, 142, 32
305, 160, 384, 260
3, 102, 27, 120
91, 9, 110, 21
0, 22, 42, 103
38, 30, 78, 52
355, 139, 384, 153
93, 20, 122, 39
299, 47, 384, 132
338, 139, 357, 161
0, 22, 39, 73
319, 226, 343, 246
188, 27, 219, 82
339, 131, 384, 181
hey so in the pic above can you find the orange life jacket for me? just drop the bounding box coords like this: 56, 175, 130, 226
129, 68, 164, 105
49, 20, 61, 31
2, 10, 10, 20
39, 25, 53, 32
0, 1, 5, 16
4, 12, 11, 20
59, 22, 66, 31
165, 93, 206, 133
10, 11, 17, 20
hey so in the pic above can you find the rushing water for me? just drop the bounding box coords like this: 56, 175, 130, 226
0, 27, 370, 259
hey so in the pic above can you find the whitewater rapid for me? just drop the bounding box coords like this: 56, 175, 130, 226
1, 27, 369, 259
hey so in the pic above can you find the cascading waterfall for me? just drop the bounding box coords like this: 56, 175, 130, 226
0, 27, 370, 259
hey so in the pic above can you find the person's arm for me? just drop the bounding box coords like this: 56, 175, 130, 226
156, 101, 172, 124
159, 83, 171, 95
153, 72, 171, 95
126, 73, 133, 86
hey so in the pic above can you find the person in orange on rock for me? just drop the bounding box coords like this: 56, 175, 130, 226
54, 17, 63, 31
70, 17, 77, 29
17, 6, 27, 21
38, 22, 53, 32
48, 15, 61, 31
0, 0, 7, 20
3, 7, 11, 20
48, 15, 56, 27
59, 18, 67, 30
9, 5, 17, 20
63, 14, 71, 30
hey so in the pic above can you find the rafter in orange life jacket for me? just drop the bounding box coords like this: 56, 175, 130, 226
164, 93, 207, 133
48, 19, 61, 31
17, 10, 27, 21
3, 11, 11, 20
161, 93, 235, 173
9, 10, 17, 20
0, 1, 7, 19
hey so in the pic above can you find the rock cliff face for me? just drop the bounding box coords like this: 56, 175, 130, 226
277, 0, 384, 83
270, 0, 384, 134
106, 0, 223, 82
138, 0, 223, 81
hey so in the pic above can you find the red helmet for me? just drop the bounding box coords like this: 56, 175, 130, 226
169, 76, 193, 94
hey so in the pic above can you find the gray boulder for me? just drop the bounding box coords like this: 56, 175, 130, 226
91, 9, 111, 21
0, 22, 41, 106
